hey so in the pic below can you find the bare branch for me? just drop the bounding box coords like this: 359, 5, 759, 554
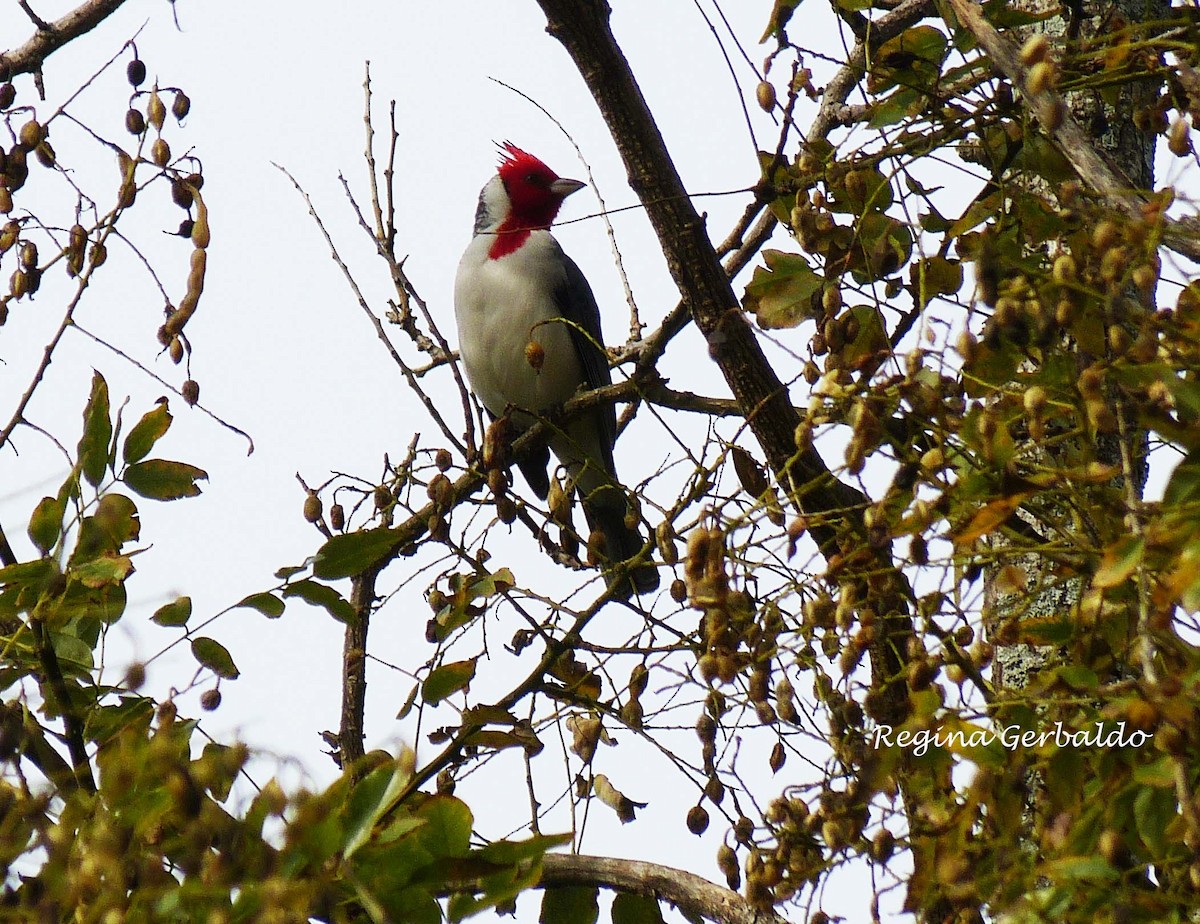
539, 854, 791, 924
0, 0, 130, 78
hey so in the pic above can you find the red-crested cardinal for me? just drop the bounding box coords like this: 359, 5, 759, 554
454, 143, 657, 595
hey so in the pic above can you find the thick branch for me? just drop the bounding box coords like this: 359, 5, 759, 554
540, 854, 790, 924
534, 0, 864, 557
0, 0, 129, 77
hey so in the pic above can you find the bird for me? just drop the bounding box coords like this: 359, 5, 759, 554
453, 143, 658, 595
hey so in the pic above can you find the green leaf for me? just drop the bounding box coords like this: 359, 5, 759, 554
123, 459, 207, 500
152, 596, 193, 627
27, 495, 65, 555
910, 255, 964, 308
122, 402, 172, 464
191, 636, 239, 679
612, 893, 665, 924
282, 580, 355, 624
312, 528, 398, 581
1134, 785, 1175, 857
422, 659, 477, 705
414, 794, 473, 858
0, 557, 56, 596
342, 759, 417, 858
742, 250, 824, 329
540, 887, 599, 924
84, 696, 154, 745
78, 371, 113, 487
236, 591, 285, 618
1093, 536, 1144, 589
71, 554, 133, 589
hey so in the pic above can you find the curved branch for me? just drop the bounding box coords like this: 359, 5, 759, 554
0, 0, 130, 77
540, 853, 791, 924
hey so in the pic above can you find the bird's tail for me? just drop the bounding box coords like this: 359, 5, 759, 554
585, 488, 659, 597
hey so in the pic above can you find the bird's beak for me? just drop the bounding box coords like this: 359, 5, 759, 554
550, 177, 585, 199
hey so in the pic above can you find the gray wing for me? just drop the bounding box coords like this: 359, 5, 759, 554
555, 252, 617, 450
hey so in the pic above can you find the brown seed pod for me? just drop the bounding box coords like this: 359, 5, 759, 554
686, 805, 710, 835
89, 241, 107, 268
0, 221, 18, 253
524, 340, 544, 372
10, 269, 28, 298
1025, 61, 1054, 95
125, 108, 146, 135
190, 192, 210, 247
18, 119, 43, 151
172, 91, 191, 121
1019, 33, 1049, 66
34, 142, 55, 169
171, 179, 193, 209
0, 83, 14, 110
329, 503, 345, 531
182, 379, 199, 406
0, 190, 11, 216
151, 137, 171, 167
755, 80, 776, 112
1168, 119, 1193, 158
148, 89, 166, 131
303, 492, 322, 523
496, 495, 517, 524
200, 689, 221, 711
169, 336, 184, 364
127, 59, 147, 87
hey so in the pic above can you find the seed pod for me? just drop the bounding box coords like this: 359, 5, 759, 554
769, 741, 785, 772
191, 191, 210, 247
19, 240, 37, 268
373, 484, 392, 510
655, 520, 679, 565
1023, 385, 1047, 417
147, 89, 166, 131
435, 448, 452, 472
524, 340, 544, 372
329, 503, 345, 531
182, 378, 199, 406
171, 178, 193, 208
496, 495, 517, 524
0, 83, 14, 110
10, 269, 28, 298
1026, 61, 1054, 95
1168, 119, 1193, 158
177, 218, 194, 238
89, 241, 107, 267
34, 142, 55, 168
127, 59, 147, 87
169, 336, 184, 364
755, 80, 776, 112
686, 805, 710, 835
151, 137, 171, 167
0, 220, 19, 252
18, 119, 43, 150
1019, 33, 1049, 66
172, 91, 191, 121
200, 689, 221, 711
0, 189, 12, 215
303, 493, 322, 523
669, 578, 687, 603
125, 108, 146, 135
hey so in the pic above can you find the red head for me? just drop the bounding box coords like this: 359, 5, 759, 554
495, 143, 584, 232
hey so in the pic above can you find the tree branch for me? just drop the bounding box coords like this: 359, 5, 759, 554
540, 854, 791, 924
0, 0, 130, 78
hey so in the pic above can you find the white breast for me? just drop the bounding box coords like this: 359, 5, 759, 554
453, 231, 585, 423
